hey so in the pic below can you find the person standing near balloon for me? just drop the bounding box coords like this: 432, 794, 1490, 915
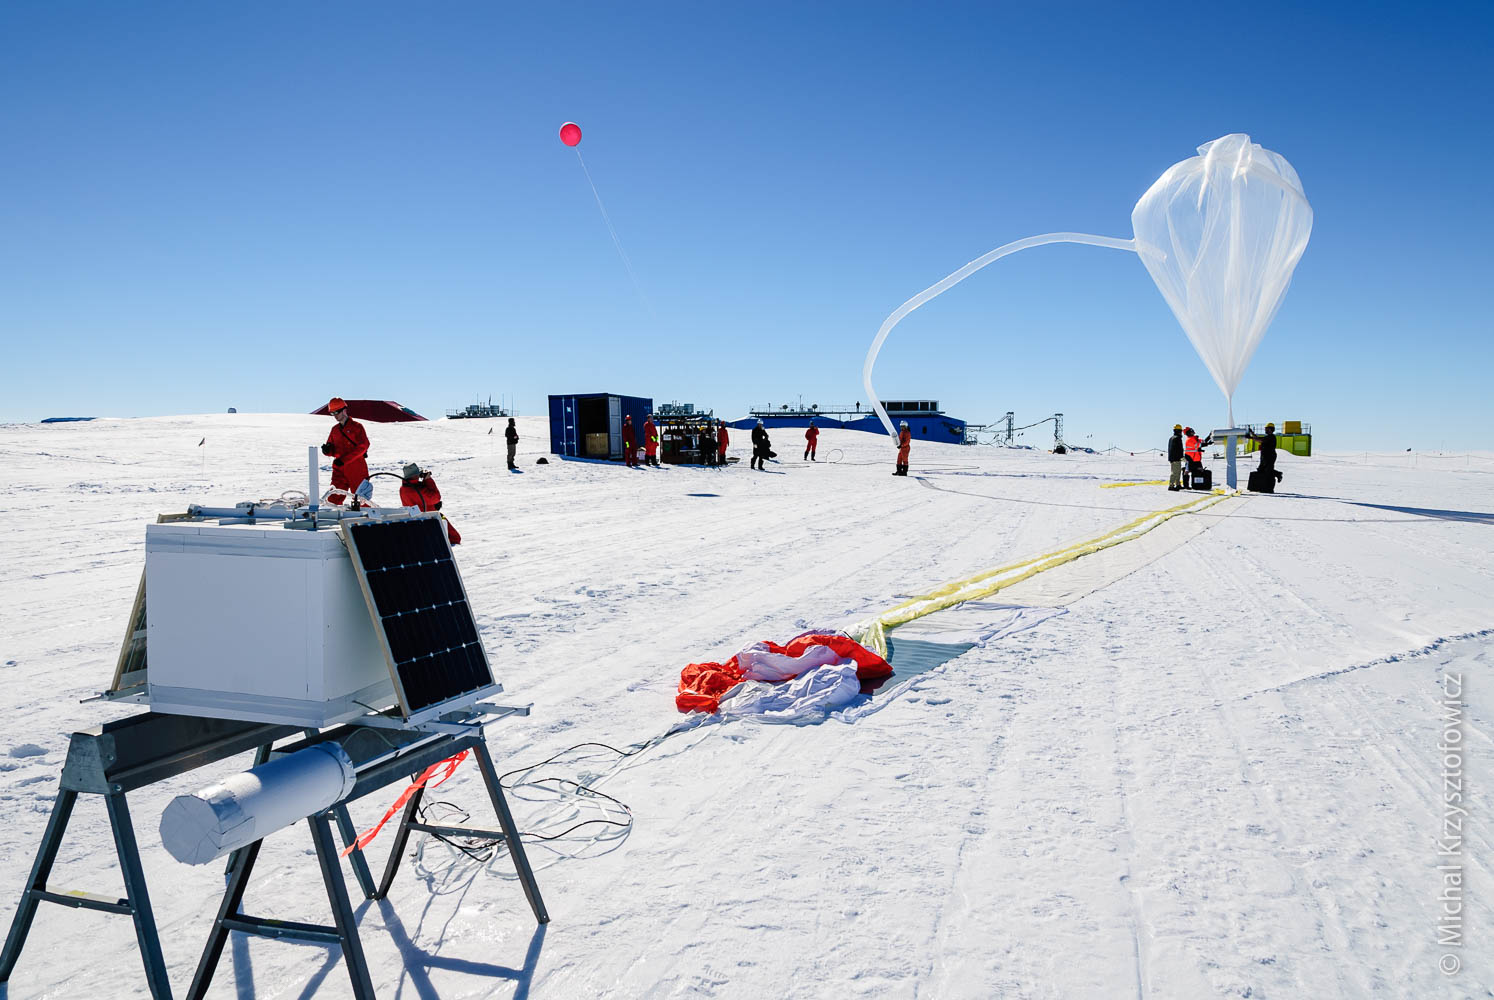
622, 414, 638, 467
321, 397, 373, 504
804, 420, 819, 462
643, 416, 660, 467
1183, 426, 1212, 488
1167, 424, 1185, 491
894, 420, 911, 477
1247, 423, 1283, 491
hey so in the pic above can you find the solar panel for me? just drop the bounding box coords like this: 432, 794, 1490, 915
342, 514, 496, 719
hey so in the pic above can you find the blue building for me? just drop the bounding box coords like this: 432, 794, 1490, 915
730, 400, 966, 443
548, 392, 654, 460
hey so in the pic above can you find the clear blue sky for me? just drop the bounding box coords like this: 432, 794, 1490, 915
2, 1, 1490, 450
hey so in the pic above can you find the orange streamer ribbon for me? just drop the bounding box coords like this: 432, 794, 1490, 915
341, 750, 470, 857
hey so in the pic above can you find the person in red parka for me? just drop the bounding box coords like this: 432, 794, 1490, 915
623, 414, 638, 467
804, 420, 819, 462
894, 420, 911, 476
399, 463, 462, 545
321, 397, 372, 504
643, 417, 660, 467
716, 420, 729, 467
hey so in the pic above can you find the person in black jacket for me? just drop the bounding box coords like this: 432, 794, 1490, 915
1167, 424, 1184, 491
504, 417, 518, 470
750, 420, 771, 470
1248, 423, 1283, 489
701, 423, 716, 466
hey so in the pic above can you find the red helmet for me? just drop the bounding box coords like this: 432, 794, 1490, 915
1183, 426, 1194, 435
328, 397, 348, 413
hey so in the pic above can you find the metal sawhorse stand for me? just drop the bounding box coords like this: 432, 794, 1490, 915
0, 708, 546, 999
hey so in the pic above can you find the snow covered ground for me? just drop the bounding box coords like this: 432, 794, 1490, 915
0, 413, 1489, 998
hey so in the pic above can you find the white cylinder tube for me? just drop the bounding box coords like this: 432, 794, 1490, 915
159, 742, 357, 866
308, 444, 320, 514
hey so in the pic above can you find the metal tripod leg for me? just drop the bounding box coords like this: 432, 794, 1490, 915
0, 788, 78, 983
3, 788, 171, 997
333, 802, 378, 899
189, 815, 375, 1000
473, 742, 549, 924
371, 782, 427, 900
309, 812, 376, 999
106, 792, 173, 999
188, 833, 262, 1000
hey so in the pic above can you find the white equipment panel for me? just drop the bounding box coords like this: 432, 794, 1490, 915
145, 521, 393, 726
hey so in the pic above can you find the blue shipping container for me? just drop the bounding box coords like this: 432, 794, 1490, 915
548, 393, 654, 460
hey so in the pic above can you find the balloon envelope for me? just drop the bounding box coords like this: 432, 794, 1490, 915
1131, 133, 1312, 406
559, 122, 582, 147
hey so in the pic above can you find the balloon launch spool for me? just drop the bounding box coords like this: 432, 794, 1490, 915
863, 133, 1313, 448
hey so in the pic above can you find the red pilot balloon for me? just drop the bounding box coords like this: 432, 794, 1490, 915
559, 122, 582, 147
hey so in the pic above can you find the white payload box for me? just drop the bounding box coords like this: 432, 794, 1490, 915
145, 520, 394, 726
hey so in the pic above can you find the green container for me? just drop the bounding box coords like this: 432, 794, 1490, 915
1280, 434, 1312, 457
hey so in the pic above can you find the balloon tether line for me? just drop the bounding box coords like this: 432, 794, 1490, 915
862, 232, 1159, 438
575, 148, 655, 319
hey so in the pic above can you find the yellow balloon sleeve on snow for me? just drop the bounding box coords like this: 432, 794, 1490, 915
850, 490, 1236, 658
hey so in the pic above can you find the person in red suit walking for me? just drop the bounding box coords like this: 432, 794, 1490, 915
716, 420, 729, 467
321, 397, 372, 503
894, 420, 911, 476
643, 417, 660, 467
804, 420, 819, 461
623, 414, 638, 467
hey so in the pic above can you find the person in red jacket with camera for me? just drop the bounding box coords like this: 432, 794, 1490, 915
321, 397, 372, 504
399, 463, 462, 546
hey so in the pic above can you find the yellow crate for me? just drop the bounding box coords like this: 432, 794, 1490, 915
1283, 420, 1302, 435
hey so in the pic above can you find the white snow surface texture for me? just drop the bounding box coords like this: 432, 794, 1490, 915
0, 413, 1490, 998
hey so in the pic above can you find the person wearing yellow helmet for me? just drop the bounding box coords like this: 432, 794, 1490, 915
1247, 422, 1283, 491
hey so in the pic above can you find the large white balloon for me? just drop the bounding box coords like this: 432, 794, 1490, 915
862, 134, 1312, 436
1131, 134, 1313, 423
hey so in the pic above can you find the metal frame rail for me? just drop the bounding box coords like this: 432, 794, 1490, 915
0, 709, 546, 999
